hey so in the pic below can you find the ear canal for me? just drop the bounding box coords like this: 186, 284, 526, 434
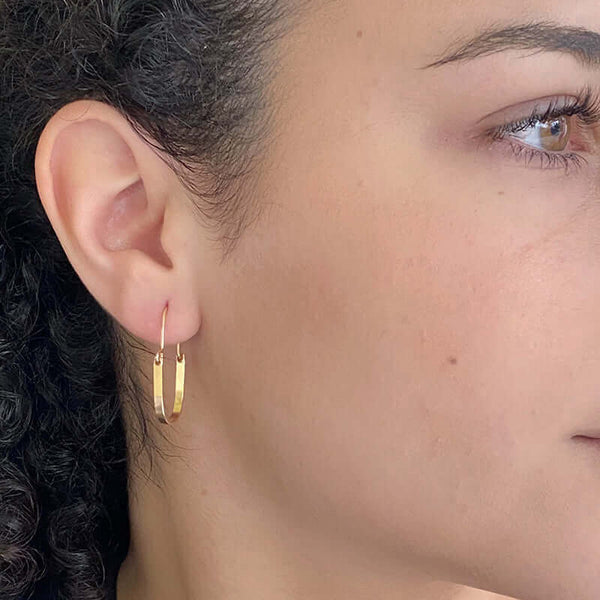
104, 178, 172, 267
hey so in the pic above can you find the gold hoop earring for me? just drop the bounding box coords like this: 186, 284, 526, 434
153, 304, 185, 424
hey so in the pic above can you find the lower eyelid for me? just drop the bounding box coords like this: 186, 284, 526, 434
484, 136, 588, 172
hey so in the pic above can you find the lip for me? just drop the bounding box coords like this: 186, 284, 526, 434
572, 429, 600, 439
572, 435, 600, 448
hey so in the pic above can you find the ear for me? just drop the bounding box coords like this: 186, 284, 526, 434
34, 99, 202, 348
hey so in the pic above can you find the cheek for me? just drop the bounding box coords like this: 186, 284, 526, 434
209, 83, 600, 572
212, 167, 535, 559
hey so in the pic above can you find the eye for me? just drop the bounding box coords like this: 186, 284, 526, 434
508, 115, 570, 152
479, 87, 600, 172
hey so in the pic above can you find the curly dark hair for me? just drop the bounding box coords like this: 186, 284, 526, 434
0, 1, 312, 598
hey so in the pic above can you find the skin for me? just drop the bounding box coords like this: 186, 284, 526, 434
33, 1, 600, 599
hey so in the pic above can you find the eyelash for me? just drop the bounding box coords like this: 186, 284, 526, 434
486, 86, 600, 172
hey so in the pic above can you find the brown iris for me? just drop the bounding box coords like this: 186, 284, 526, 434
512, 115, 570, 152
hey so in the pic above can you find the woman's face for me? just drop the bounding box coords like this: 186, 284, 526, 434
192, 0, 600, 597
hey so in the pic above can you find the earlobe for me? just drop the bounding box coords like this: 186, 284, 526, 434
33, 99, 202, 347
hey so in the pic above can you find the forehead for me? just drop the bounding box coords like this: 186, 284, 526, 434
309, 0, 600, 61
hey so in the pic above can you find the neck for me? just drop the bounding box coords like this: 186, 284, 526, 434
113, 357, 511, 600
114, 413, 513, 600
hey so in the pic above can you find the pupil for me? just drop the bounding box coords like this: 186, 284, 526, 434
550, 119, 562, 136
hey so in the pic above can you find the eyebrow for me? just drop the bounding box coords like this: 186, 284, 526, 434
423, 22, 600, 69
